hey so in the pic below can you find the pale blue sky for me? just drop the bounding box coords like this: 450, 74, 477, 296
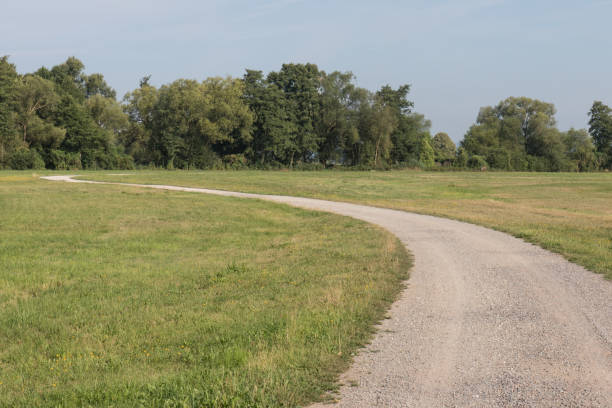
3, 0, 611, 142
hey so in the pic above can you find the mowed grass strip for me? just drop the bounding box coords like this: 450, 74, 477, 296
0, 174, 410, 407
81, 170, 612, 279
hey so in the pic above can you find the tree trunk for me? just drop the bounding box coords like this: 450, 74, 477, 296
374, 135, 382, 167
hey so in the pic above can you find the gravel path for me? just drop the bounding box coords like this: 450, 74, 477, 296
43, 175, 612, 407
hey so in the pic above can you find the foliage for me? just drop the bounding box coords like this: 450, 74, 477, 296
461, 97, 603, 171
431, 132, 456, 165
588, 101, 612, 168
7, 148, 45, 169
0, 56, 609, 172
0, 57, 19, 166
147, 77, 253, 169
45, 149, 82, 170
467, 155, 488, 169
13, 74, 61, 145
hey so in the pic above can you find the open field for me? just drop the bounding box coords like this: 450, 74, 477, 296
0, 173, 409, 407
81, 170, 612, 279
45, 173, 612, 406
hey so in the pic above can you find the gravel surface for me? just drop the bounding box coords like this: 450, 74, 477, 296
43, 175, 612, 407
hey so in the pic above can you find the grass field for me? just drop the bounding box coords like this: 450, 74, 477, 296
81, 170, 612, 279
0, 173, 410, 407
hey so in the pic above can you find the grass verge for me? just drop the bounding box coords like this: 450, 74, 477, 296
79, 170, 612, 279
0, 173, 410, 407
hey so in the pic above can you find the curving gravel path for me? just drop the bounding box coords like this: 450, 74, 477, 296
43, 175, 612, 407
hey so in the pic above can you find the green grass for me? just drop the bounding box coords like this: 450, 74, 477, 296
80, 170, 612, 279
0, 173, 410, 407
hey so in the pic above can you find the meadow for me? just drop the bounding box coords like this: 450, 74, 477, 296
82, 170, 612, 279
0, 173, 409, 407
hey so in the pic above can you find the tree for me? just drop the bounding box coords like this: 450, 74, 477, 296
14, 75, 60, 143
268, 63, 321, 165
376, 84, 413, 115
390, 113, 432, 165
84, 73, 116, 99
419, 136, 435, 168
24, 115, 66, 151
36, 57, 87, 102
461, 97, 563, 171
370, 102, 397, 167
316, 71, 365, 166
149, 77, 253, 169
375, 84, 436, 166
243, 69, 297, 166
588, 101, 612, 167
431, 132, 456, 165
0, 56, 18, 164
86, 94, 129, 144
36, 57, 130, 169
122, 76, 159, 163
563, 128, 598, 171
202, 76, 253, 159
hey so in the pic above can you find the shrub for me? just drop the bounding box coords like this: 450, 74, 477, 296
9, 149, 45, 170
467, 155, 488, 169
46, 150, 82, 170
222, 154, 249, 170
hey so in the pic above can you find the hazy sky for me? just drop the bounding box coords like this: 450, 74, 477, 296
3, 0, 611, 142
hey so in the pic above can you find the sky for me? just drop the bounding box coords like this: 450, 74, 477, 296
2, 0, 612, 142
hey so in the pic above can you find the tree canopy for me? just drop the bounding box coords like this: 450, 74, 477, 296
460, 96, 606, 171
0, 56, 608, 171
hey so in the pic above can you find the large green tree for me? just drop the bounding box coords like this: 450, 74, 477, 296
563, 128, 598, 171
0, 56, 18, 164
14, 75, 60, 144
268, 63, 321, 165
35, 57, 130, 169
588, 101, 612, 167
370, 101, 398, 167
462, 97, 569, 171
122, 76, 159, 163
150, 77, 253, 169
374, 84, 434, 166
432, 132, 456, 165
316, 71, 364, 166
243, 69, 297, 166
202, 76, 253, 159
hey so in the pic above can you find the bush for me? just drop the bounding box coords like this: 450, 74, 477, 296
222, 154, 249, 170
9, 149, 45, 170
467, 155, 488, 169
526, 155, 548, 172
78, 149, 134, 170
487, 148, 512, 170
116, 154, 135, 170
192, 147, 222, 169
46, 150, 82, 170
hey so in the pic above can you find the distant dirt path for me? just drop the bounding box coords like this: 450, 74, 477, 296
43, 175, 612, 407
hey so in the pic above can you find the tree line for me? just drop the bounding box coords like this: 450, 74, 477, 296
1, 56, 610, 171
